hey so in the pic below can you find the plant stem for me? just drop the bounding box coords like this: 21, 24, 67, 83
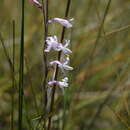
47, 0, 72, 130
18, 0, 25, 129
42, 0, 49, 110
42, 0, 49, 129
11, 20, 15, 130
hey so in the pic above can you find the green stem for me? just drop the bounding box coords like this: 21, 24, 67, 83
11, 20, 15, 130
18, 0, 25, 129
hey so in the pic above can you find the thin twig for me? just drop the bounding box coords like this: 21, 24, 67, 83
87, 0, 112, 63
41, 0, 49, 129
86, 86, 115, 130
42, 0, 49, 110
86, 62, 130, 130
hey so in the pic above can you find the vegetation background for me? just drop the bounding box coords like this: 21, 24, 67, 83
1, 0, 130, 129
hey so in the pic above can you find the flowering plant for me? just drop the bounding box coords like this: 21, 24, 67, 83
29, 0, 73, 129
46, 18, 73, 91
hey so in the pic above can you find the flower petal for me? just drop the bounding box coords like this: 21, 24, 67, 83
45, 36, 62, 52
48, 18, 72, 28
61, 47, 72, 54
44, 45, 52, 52
50, 60, 61, 66
64, 40, 70, 48
29, 0, 42, 9
48, 80, 57, 86
62, 77, 68, 82
59, 81, 68, 88
63, 65, 73, 70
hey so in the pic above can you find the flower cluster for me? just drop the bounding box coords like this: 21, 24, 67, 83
29, 0, 73, 92
45, 36, 72, 54
45, 18, 73, 91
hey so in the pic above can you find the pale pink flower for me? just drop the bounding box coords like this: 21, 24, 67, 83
59, 40, 72, 54
48, 18, 73, 28
50, 59, 73, 73
48, 77, 68, 89
48, 80, 58, 86
29, 0, 42, 9
45, 36, 61, 52
58, 77, 68, 89
45, 36, 72, 54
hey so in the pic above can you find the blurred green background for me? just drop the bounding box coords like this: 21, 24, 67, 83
1, 0, 130, 129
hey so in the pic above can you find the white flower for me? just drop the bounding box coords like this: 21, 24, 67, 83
29, 0, 42, 9
62, 56, 70, 65
48, 80, 58, 86
58, 77, 68, 89
45, 36, 72, 54
59, 40, 72, 54
50, 59, 73, 73
48, 18, 73, 28
45, 36, 61, 52
48, 77, 68, 89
